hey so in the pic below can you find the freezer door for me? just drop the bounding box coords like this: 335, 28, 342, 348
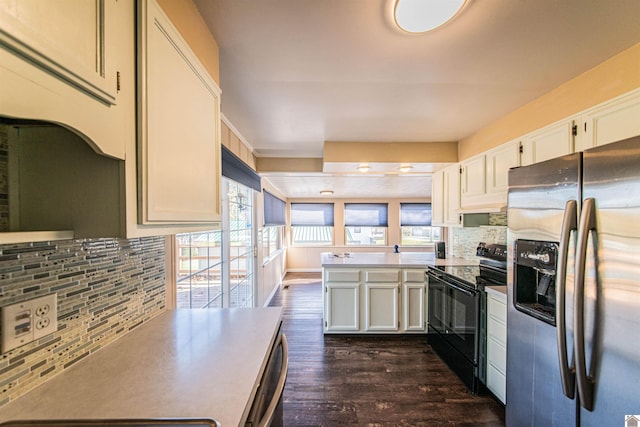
506, 154, 580, 427
578, 136, 640, 426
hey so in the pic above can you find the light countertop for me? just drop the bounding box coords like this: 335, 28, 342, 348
321, 252, 478, 268
0, 307, 283, 427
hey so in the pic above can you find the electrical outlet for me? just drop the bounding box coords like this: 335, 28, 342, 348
1, 294, 58, 353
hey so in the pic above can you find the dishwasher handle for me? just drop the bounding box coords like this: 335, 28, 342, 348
257, 333, 289, 427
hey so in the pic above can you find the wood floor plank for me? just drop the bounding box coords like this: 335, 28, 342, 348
269, 273, 505, 426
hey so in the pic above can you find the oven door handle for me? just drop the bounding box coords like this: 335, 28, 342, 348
427, 272, 476, 297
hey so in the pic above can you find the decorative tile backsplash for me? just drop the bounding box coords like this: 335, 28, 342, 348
0, 126, 8, 232
0, 236, 166, 407
449, 213, 507, 259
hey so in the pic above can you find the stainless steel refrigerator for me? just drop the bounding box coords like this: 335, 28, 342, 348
506, 135, 640, 426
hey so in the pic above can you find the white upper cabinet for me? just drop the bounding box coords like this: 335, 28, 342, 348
0, 0, 129, 158
460, 154, 486, 207
520, 120, 576, 167
460, 141, 519, 210
431, 169, 445, 226
485, 141, 520, 198
577, 89, 640, 152
443, 164, 462, 226
137, 0, 222, 224
432, 164, 461, 227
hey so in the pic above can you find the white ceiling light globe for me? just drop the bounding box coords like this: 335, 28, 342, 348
394, 0, 467, 33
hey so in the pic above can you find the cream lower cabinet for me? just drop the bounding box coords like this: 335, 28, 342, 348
486, 288, 507, 404
324, 269, 361, 332
402, 269, 427, 332
324, 267, 426, 334
364, 269, 400, 332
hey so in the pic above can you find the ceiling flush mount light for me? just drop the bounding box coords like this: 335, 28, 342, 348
357, 164, 371, 173
394, 0, 467, 34
320, 190, 334, 196
399, 165, 413, 173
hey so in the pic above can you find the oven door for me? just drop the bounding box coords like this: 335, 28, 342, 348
427, 270, 479, 364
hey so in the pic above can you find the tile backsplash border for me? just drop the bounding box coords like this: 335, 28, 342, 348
0, 236, 166, 407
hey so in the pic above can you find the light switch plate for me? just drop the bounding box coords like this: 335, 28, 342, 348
1, 294, 58, 353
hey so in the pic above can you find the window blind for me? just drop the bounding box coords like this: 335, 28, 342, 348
400, 203, 432, 226
344, 203, 388, 226
263, 191, 286, 226
290, 203, 334, 226
222, 146, 261, 192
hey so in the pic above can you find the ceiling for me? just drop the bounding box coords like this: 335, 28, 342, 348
194, 0, 640, 198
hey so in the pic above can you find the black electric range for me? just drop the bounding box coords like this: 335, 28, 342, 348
426, 242, 507, 394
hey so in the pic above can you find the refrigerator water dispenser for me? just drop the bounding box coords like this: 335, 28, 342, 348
513, 239, 558, 325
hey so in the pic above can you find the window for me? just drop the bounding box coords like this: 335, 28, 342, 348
290, 203, 334, 245
345, 203, 387, 246
400, 203, 442, 245
262, 225, 283, 262
175, 230, 223, 308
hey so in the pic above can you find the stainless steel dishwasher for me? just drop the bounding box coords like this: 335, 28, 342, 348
245, 330, 289, 427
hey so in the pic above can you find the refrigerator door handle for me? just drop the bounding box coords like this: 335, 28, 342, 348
574, 197, 596, 411
556, 199, 577, 399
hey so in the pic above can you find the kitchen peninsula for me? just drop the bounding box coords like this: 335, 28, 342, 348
0, 307, 283, 427
321, 252, 477, 334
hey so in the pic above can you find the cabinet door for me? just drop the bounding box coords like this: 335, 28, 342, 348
402, 269, 426, 332
0, 0, 130, 159
486, 141, 520, 196
578, 90, 640, 151
364, 269, 399, 331
521, 121, 575, 166
486, 292, 507, 404
443, 164, 462, 226
460, 155, 486, 208
431, 169, 445, 227
0, 0, 118, 105
138, 0, 222, 223
325, 282, 360, 332
364, 283, 399, 331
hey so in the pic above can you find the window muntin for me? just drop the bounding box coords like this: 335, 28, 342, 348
175, 230, 223, 309
228, 180, 254, 308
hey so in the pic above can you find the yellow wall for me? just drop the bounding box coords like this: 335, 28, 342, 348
459, 42, 640, 160
156, 0, 220, 85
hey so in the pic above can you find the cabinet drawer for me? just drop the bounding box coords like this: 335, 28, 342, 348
488, 295, 507, 323
488, 335, 507, 373
325, 269, 360, 282
365, 269, 400, 283
403, 269, 426, 283
488, 316, 507, 345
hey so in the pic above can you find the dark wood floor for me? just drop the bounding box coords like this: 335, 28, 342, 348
268, 272, 505, 426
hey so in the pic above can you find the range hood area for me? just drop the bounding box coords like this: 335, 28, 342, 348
0, 120, 124, 243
